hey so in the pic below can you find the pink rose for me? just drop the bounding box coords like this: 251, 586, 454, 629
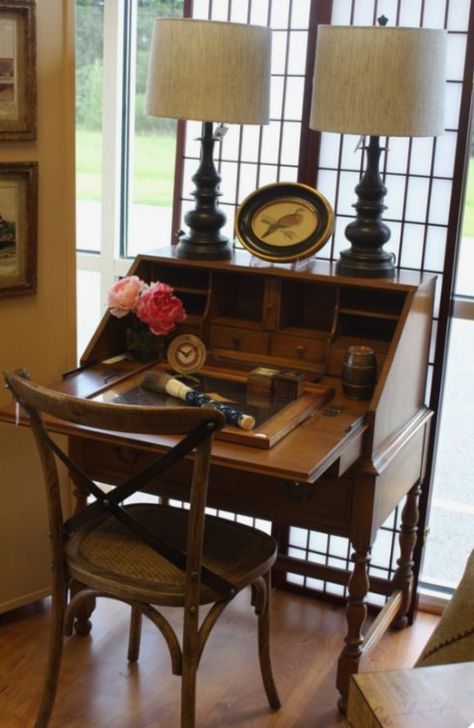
136, 281, 186, 335
108, 276, 147, 318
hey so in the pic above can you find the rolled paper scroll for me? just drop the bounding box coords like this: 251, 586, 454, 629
141, 371, 255, 431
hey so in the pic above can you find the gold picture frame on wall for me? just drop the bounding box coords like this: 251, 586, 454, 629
235, 182, 334, 263
0, 0, 36, 140
0, 162, 38, 297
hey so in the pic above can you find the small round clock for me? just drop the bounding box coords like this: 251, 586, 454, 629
167, 334, 207, 375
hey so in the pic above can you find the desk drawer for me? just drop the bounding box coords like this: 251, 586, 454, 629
76, 439, 187, 486
74, 440, 352, 535
270, 333, 326, 364
207, 468, 352, 534
210, 324, 270, 354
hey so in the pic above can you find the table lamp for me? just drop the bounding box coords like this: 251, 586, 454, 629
310, 20, 447, 278
145, 18, 272, 260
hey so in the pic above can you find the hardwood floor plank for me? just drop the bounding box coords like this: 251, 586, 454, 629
0, 589, 438, 727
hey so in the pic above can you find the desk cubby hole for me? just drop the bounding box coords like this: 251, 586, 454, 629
211, 271, 265, 325
339, 286, 406, 318
177, 291, 208, 318
279, 281, 337, 335
335, 311, 398, 343
145, 262, 211, 294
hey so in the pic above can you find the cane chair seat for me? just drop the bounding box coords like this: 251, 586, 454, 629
67, 503, 277, 605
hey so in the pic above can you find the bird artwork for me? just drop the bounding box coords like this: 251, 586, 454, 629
260, 206, 306, 241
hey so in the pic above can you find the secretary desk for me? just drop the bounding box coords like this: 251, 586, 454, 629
2, 247, 435, 709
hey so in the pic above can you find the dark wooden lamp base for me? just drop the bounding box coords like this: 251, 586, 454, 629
336, 135, 395, 279
336, 246, 396, 278
176, 121, 232, 261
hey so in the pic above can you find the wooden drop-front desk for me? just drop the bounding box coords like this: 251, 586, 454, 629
2, 248, 435, 709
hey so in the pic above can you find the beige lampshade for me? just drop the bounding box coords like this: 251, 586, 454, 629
310, 25, 447, 137
145, 18, 272, 125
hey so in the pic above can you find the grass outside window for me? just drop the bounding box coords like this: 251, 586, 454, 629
76, 129, 176, 206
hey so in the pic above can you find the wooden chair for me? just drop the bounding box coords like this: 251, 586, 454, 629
4, 370, 280, 728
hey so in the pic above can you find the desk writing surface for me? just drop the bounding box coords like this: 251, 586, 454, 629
76, 362, 366, 481
0, 360, 367, 483
92, 366, 334, 450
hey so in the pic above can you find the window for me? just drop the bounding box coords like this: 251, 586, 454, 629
421, 124, 474, 593
75, 0, 473, 600
75, 0, 183, 355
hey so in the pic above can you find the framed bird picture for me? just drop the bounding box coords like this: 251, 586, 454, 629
235, 182, 334, 263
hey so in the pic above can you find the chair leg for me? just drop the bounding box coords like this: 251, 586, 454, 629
127, 603, 142, 662
181, 607, 200, 728
34, 585, 67, 728
181, 651, 199, 728
255, 572, 281, 710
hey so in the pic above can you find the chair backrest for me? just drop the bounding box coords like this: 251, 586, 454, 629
4, 370, 229, 596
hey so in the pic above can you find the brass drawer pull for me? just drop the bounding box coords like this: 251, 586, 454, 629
296, 345, 305, 358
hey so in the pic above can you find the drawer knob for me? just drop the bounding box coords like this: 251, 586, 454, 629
232, 336, 241, 350
296, 345, 305, 358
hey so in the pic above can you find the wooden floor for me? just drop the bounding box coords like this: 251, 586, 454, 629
0, 588, 439, 727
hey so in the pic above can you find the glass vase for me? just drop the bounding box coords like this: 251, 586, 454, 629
125, 325, 164, 363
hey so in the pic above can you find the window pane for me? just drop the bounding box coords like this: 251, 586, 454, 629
423, 117, 474, 590
448, 0, 471, 31
75, 1, 104, 253
77, 270, 101, 358
423, 318, 474, 587
456, 129, 474, 296
127, 1, 182, 257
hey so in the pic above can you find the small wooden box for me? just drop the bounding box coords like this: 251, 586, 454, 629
247, 366, 279, 397
273, 369, 307, 400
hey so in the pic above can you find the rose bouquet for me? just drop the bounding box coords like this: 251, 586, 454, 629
108, 275, 186, 359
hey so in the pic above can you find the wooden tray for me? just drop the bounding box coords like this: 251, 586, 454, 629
93, 366, 334, 449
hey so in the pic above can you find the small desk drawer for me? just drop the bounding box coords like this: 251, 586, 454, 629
210, 324, 270, 354
270, 333, 326, 364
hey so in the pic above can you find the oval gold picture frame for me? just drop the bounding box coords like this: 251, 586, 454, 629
235, 182, 334, 263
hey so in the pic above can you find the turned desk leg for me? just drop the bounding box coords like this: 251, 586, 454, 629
392, 481, 421, 629
336, 543, 371, 712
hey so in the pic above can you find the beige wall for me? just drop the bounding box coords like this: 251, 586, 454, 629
0, 1, 76, 612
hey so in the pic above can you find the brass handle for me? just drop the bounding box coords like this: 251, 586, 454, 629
296, 345, 305, 358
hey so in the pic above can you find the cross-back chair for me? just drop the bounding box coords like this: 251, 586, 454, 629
4, 370, 280, 728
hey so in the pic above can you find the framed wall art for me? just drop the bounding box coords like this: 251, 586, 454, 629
0, 161, 37, 297
0, 0, 36, 140
235, 182, 334, 263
